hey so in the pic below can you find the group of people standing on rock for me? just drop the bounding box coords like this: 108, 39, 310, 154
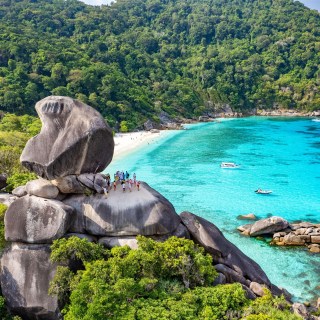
102, 170, 141, 196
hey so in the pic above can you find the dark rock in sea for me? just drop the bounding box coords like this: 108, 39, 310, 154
20, 96, 114, 180
63, 182, 181, 236
0, 243, 60, 320
180, 211, 271, 286
26, 178, 59, 199
250, 216, 289, 236
0, 173, 7, 190
5, 195, 74, 244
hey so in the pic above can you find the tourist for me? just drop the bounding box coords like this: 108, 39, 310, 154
133, 173, 136, 186
113, 180, 116, 191
128, 179, 132, 192
122, 180, 126, 192
126, 170, 130, 179
137, 181, 140, 191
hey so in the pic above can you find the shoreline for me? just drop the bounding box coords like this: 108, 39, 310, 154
112, 113, 320, 161
112, 130, 176, 161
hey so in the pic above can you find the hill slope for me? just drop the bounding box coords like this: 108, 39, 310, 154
0, 0, 319, 128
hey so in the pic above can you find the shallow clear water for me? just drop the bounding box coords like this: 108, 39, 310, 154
106, 117, 320, 301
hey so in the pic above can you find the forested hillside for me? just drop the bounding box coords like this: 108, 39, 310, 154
0, 0, 319, 129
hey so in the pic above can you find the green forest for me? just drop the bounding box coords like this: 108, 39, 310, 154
0, 0, 319, 129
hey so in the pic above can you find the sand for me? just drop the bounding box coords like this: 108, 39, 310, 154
112, 130, 166, 160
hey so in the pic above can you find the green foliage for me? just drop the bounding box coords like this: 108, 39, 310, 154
0, 114, 41, 136
0, 0, 319, 127
48, 266, 75, 306
119, 120, 129, 133
5, 171, 36, 192
0, 113, 39, 189
49, 236, 302, 320
242, 290, 301, 320
0, 204, 7, 250
50, 236, 108, 264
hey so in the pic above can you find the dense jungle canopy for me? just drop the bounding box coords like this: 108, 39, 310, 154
0, 0, 319, 129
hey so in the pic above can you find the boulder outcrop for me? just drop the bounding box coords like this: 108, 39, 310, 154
0, 243, 61, 320
20, 96, 114, 179
238, 218, 320, 253
26, 178, 59, 199
5, 195, 74, 244
63, 182, 181, 236
249, 216, 289, 236
180, 211, 271, 286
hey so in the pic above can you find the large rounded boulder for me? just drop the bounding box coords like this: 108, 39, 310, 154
5, 195, 74, 244
0, 243, 60, 320
20, 96, 114, 179
250, 216, 289, 236
63, 182, 181, 236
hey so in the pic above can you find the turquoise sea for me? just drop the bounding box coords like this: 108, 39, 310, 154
106, 117, 320, 301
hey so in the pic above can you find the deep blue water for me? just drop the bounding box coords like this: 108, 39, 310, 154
106, 117, 320, 301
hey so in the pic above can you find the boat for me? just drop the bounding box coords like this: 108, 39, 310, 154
220, 162, 240, 168
255, 189, 272, 194
312, 118, 320, 122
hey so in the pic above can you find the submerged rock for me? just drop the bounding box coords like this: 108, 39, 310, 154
237, 213, 257, 220
5, 195, 74, 244
20, 96, 114, 180
180, 211, 271, 286
0, 243, 60, 320
63, 182, 181, 236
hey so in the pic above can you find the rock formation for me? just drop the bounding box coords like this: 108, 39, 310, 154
180, 212, 275, 293
20, 96, 114, 180
0, 173, 7, 190
1, 96, 292, 319
238, 217, 320, 253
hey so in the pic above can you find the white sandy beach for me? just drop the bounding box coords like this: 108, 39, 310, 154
112, 130, 167, 160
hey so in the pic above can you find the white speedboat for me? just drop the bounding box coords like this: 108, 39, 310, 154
255, 189, 272, 194
312, 118, 320, 122
220, 162, 240, 168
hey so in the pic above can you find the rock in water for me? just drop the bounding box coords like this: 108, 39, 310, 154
5, 195, 74, 244
0, 243, 60, 320
180, 211, 271, 286
20, 96, 114, 180
250, 216, 289, 236
63, 182, 181, 236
